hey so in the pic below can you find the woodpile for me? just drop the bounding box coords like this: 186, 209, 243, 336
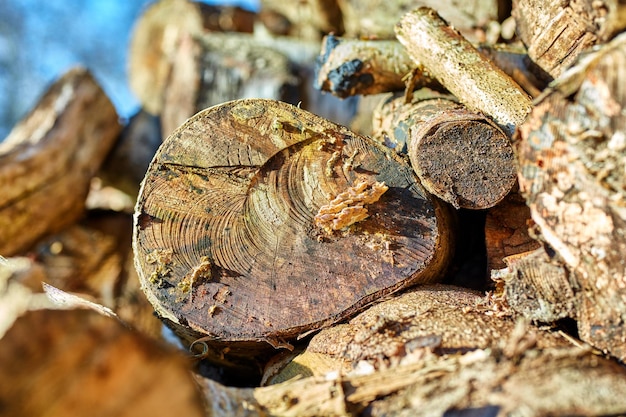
2, 0, 626, 415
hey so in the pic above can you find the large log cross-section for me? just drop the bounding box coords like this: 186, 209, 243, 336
133, 99, 453, 364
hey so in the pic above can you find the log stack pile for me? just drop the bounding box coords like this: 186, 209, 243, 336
3, 0, 626, 415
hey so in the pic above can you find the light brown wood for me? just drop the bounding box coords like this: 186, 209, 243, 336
395, 7, 533, 135
337, 0, 502, 42
0, 309, 204, 417
372, 90, 516, 209
128, 0, 204, 115
517, 32, 626, 360
512, 0, 626, 78
134, 98, 454, 366
0, 67, 121, 256
260, 0, 343, 39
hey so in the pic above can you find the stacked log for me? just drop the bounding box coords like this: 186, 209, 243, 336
3, 0, 626, 414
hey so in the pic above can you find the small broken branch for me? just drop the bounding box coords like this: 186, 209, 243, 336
395, 7, 532, 135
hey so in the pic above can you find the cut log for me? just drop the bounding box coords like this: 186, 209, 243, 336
128, 0, 204, 116
337, 0, 502, 42
0, 309, 205, 417
512, 0, 626, 78
395, 7, 533, 135
133, 99, 454, 368
372, 90, 516, 209
0, 67, 121, 256
517, 32, 626, 360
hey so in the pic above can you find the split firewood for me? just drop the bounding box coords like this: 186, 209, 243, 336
0, 67, 121, 257
133, 99, 454, 372
396, 7, 533, 135
484, 189, 540, 271
372, 89, 516, 209
0, 308, 205, 417
128, 0, 204, 116
315, 35, 548, 99
262, 284, 570, 384
337, 0, 502, 42
516, 32, 626, 360
259, 0, 344, 39
197, 3, 255, 33
512, 0, 626, 78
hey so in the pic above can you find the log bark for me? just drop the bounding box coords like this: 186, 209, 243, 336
395, 7, 532, 135
133, 98, 454, 368
337, 0, 502, 42
516, 32, 626, 360
512, 0, 626, 78
0, 67, 121, 256
372, 90, 516, 209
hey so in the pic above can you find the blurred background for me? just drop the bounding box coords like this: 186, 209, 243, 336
0, 0, 259, 139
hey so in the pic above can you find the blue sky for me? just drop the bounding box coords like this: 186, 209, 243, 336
0, 0, 259, 138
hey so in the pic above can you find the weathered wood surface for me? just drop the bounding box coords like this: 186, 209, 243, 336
513, 0, 626, 78
372, 90, 516, 209
516, 32, 626, 360
484, 189, 540, 270
133, 99, 454, 365
260, 0, 344, 39
262, 284, 570, 384
337, 0, 502, 42
128, 0, 204, 116
492, 247, 578, 323
396, 7, 532, 135
193, 288, 626, 416
0, 67, 121, 256
0, 309, 204, 417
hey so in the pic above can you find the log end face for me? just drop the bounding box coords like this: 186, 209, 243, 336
410, 116, 517, 210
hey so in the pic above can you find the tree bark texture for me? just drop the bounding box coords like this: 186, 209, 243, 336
517, 32, 626, 360
513, 0, 626, 78
395, 7, 532, 136
372, 90, 516, 209
0, 67, 121, 256
133, 98, 454, 365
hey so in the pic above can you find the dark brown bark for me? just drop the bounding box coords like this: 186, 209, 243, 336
0, 68, 121, 256
516, 32, 626, 360
133, 98, 454, 367
372, 90, 516, 209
